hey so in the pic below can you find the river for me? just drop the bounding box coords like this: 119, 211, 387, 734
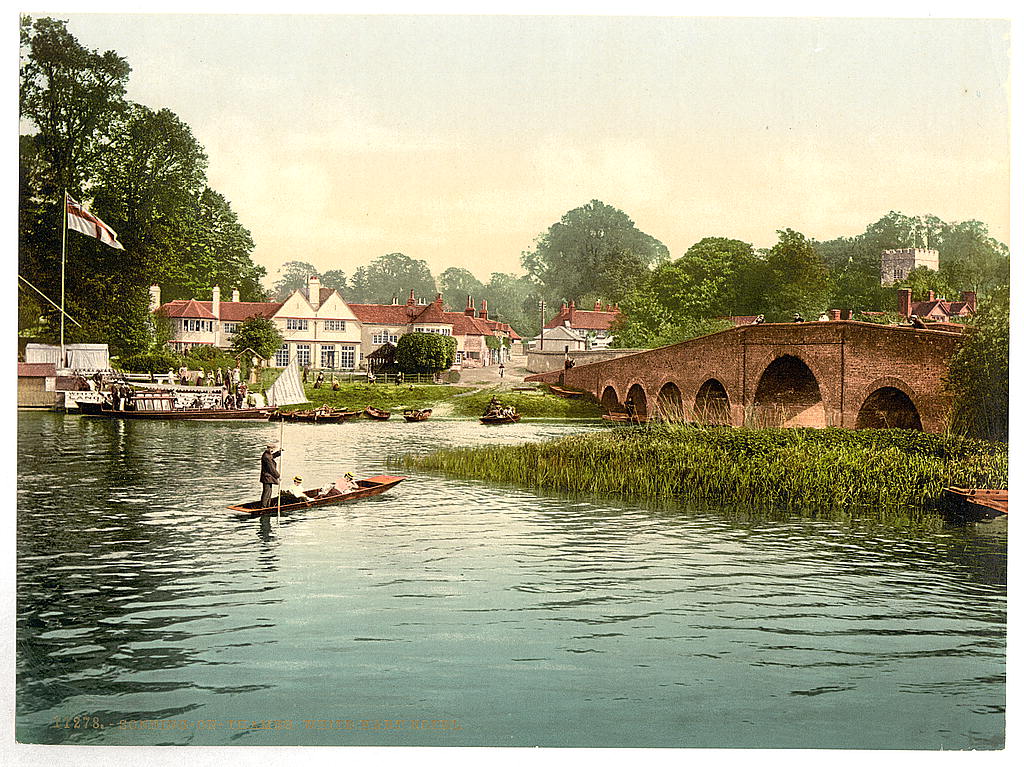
16, 411, 1006, 749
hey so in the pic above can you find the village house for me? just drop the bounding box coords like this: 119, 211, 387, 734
897, 287, 976, 322
155, 279, 521, 370
154, 276, 362, 369
349, 290, 519, 367
535, 300, 621, 349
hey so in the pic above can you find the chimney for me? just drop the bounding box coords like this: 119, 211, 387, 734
407, 288, 416, 306
840, 309, 852, 320
897, 288, 912, 318
568, 300, 575, 324
212, 286, 221, 319
231, 288, 240, 302
594, 300, 601, 311
961, 291, 977, 312
828, 309, 841, 321
435, 293, 443, 307
927, 290, 935, 302
479, 299, 488, 321
391, 294, 398, 305
308, 275, 321, 310
465, 295, 474, 316
149, 284, 161, 312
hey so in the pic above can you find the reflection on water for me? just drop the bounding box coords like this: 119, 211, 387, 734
17, 412, 1005, 748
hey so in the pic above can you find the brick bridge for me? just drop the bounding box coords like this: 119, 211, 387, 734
525, 320, 965, 432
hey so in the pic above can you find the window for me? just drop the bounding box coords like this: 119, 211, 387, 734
339, 345, 356, 369
413, 327, 451, 335
320, 345, 335, 369
323, 320, 346, 331
274, 345, 289, 367
372, 332, 400, 345
181, 319, 213, 333
222, 322, 239, 334
286, 318, 309, 331
295, 344, 311, 367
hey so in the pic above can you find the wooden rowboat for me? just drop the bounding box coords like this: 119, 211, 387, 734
480, 412, 521, 424
602, 412, 650, 424
227, 475, 406, 517
403, 409, 432, 422
364, 406, 392, 421
944, 487, 1008, 520
547, 384, 584, 398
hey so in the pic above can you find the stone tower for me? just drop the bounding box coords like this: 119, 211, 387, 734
880, 248, 940, 286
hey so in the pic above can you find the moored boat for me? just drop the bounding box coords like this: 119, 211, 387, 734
547, 384, 584, 399
227, 475, 406, 517
944, 487, 1008, 521
364, 406, 391, 421
602, 412, 650, 424
403, 408, 432, 422
80, 401, 275, 420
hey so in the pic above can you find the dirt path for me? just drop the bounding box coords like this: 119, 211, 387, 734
455, 354, 534, 390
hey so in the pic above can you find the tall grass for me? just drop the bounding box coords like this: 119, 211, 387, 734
396, 424, 1007, 519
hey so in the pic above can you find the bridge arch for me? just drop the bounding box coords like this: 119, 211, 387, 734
656, 382, 684, 421
854, 378, 923, 431
625, 383, 649, 418
693, 378, 731, 425
600, 385, 622, 412
752, 354, 826, 428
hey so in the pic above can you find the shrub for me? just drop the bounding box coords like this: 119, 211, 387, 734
396, 333, 457, 373
120, 349, 182, 373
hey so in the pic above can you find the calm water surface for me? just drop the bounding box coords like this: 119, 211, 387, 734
16, 412, 1006, 748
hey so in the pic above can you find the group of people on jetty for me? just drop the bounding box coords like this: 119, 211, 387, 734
259, 443, 358, 507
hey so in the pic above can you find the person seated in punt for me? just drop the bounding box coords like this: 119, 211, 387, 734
336, 472, 358, 493
279, 475, 311, 504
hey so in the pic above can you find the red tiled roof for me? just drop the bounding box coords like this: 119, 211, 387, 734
910, 299, 973, 319
18, 362, 56, 377
349, 303, 424, 325
544, 305, 620, 331
158, 299, 280, 321
411, 300, 449, 325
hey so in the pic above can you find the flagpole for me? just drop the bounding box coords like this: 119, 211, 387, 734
60, 190, 67, 369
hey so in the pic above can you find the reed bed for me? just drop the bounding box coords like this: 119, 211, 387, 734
396, 424, 1007, 518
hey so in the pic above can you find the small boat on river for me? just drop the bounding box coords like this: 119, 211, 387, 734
275, 407, 362, 423
403, 409, 432, 422
480, 412, 521, 425
227, 475, 406, 517
601, 412, 650, 424
944, 487, 1008, 521
364, 406, 392, 421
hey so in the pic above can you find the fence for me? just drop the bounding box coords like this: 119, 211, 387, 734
311, 372, 442, 386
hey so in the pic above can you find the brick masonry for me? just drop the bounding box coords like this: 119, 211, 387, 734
525, 321, 963, 432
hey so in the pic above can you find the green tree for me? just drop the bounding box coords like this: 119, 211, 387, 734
479, 272, 542, 338
438, 267, 485, 303
321, 269, 348, 295
521, 200, 669, 305
760, 229, 830, 321
231, 316, 284, 361
946, 285, 1008, 441
348, 252, 436, 304
272, 261, 318, 300
395, 333, 456, 373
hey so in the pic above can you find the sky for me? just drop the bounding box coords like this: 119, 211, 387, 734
51, 12, 1012, 288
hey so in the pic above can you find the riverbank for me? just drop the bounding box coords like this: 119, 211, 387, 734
398, 424, 1008, 518
279, 382, 603, 419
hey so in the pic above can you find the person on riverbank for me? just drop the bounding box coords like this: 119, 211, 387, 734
260, 443, 282, 507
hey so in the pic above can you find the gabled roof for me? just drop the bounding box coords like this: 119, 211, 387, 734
544, 303, 621, 332
910, 299, 973, 318
348, 303, 424, 325
158, 299, 280, 321
411, 300, 450, 325
159, 299, 217, 319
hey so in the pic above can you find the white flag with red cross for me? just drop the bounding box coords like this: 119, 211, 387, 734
66, 194, 124, 250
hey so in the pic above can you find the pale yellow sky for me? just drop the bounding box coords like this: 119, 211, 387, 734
57, 14, 1011, 285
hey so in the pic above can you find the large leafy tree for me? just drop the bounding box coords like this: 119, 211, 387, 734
347, 252, 436, 304
271, 260, 318, 300
946, 285, 1008, 441
321, 269, 348, 295
438, 267, 484, 303
521, 200, 669, 305
759, 229, 830, 321
19, 15, 266, 355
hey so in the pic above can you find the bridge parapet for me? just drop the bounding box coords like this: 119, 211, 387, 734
525, 321, 964, 432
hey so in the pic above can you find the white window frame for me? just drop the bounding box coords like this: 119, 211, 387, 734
323, 320, 346, 331
295, 343, 311, 367
320, 344, 335, 369
274, 344, 289, 367
339, 345, 356, 369
286, 318, 309, 331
